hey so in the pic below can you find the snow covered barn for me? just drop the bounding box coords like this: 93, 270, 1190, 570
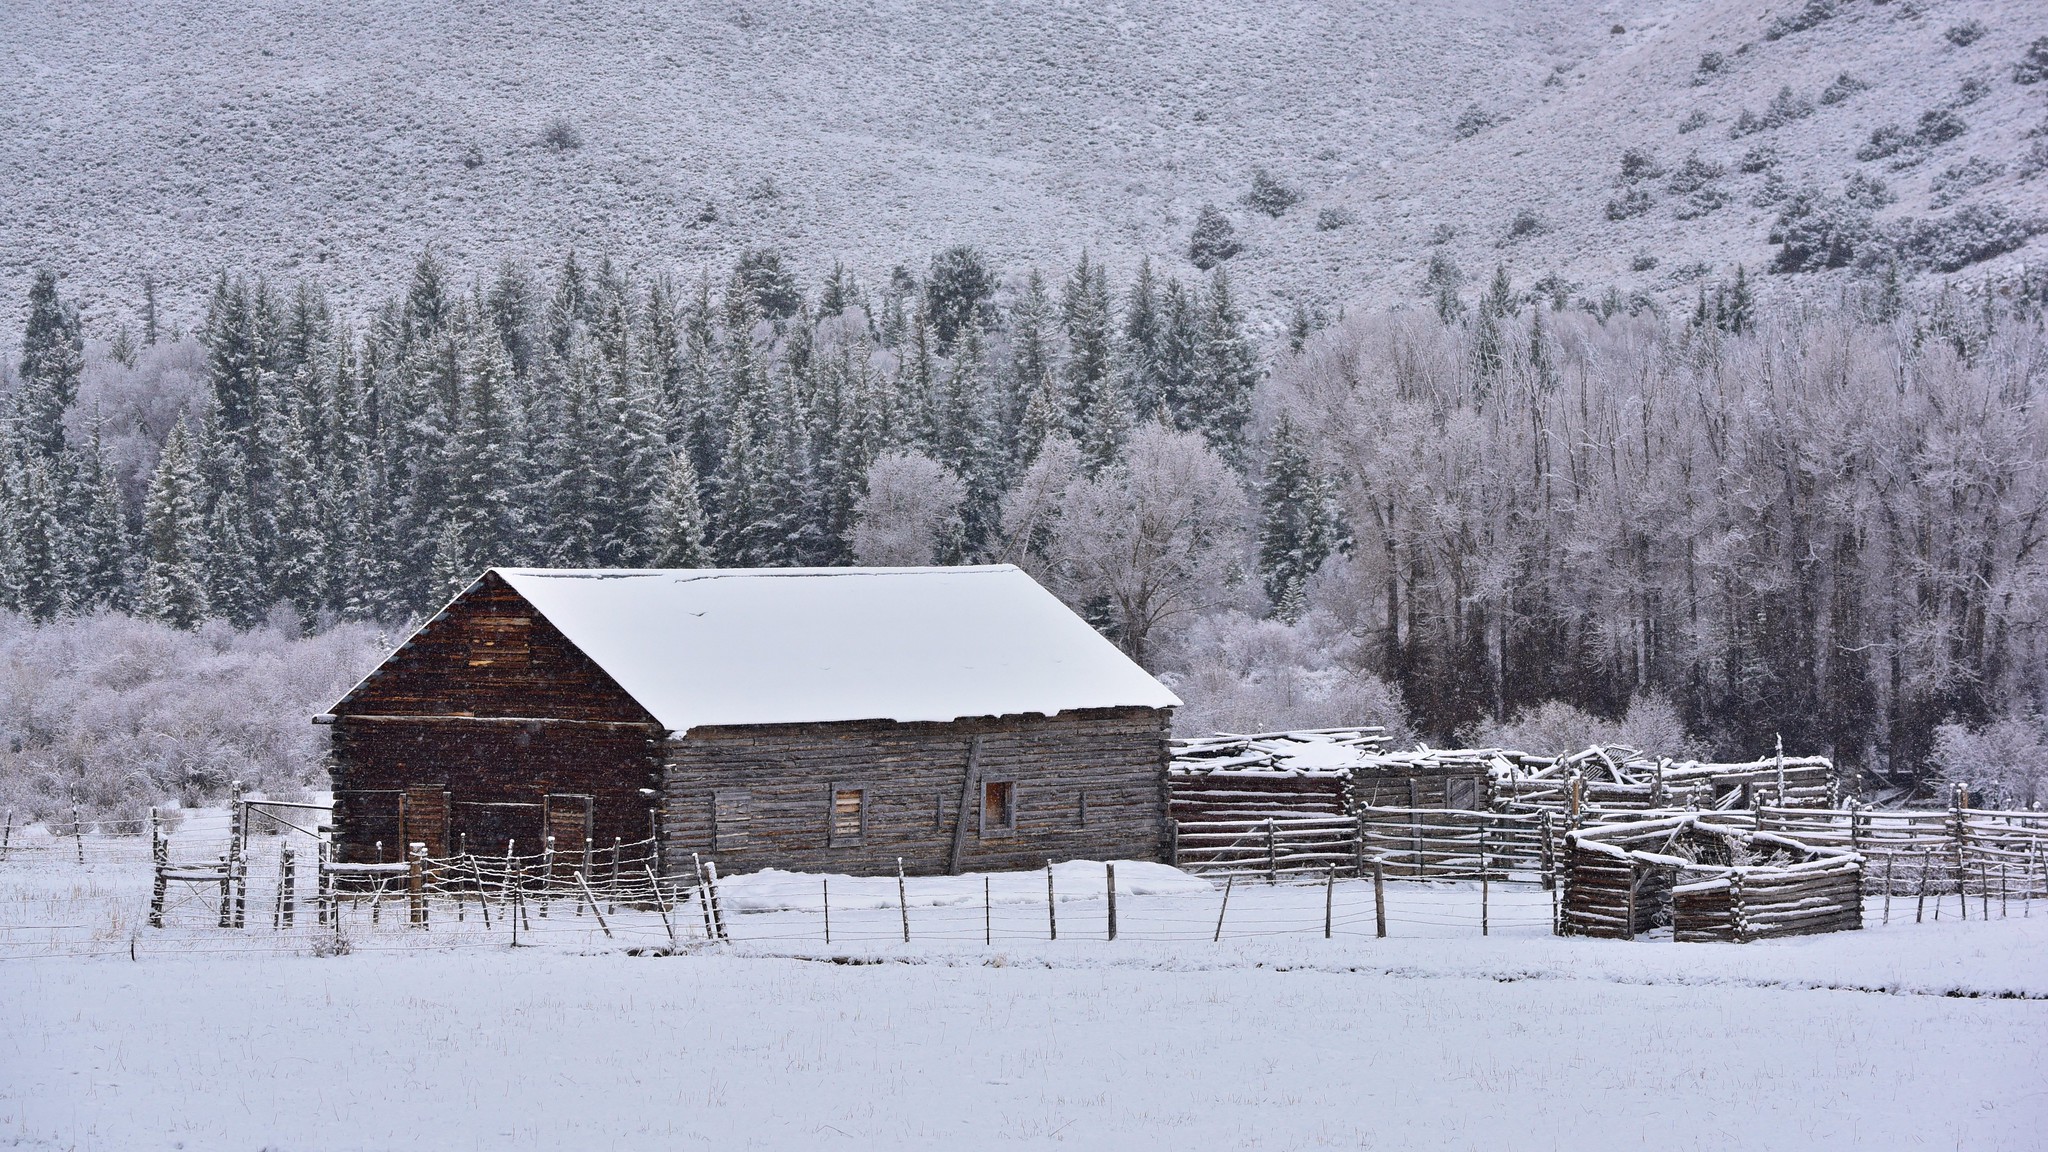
320, 566, 1180, 876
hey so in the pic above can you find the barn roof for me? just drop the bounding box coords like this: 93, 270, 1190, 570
477, 566, 1178, 735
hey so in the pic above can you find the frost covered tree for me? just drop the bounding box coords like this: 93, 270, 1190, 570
1034, 423, 1248, 666
849, 450, 965, 566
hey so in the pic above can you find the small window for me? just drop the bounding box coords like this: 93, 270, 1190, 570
713, 791, 751, 852
980, 779, 1016, 837
830, 787, 865, 847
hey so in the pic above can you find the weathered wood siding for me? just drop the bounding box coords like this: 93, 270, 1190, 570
662, 707, 1172, 876
328, 572, 662, 863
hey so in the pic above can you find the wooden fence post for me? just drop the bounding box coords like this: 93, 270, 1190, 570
408, 844, 427, 928
1539, 811, 1556, 891
1373, 860, 1387, 938
822, 877, 831, 946
1479, 826, 1490, 937
1882, 854, 1893, 926
1046, 859, 1057, 941
704, 860, 728, 941
1264, 820, 1277, 884
1, 809, 12, 861
984, 876, 992, 946
70, 794, 85, 866
1916, 849, 1929, 923
540, 837, 555, 919
575, 871, 613, 939
1106, 862, 1118, 941
895, 857, 911, 943
217, 853, 233, 928
649, 865, 676, 948
279, 843, 296, 929
1213, 875, 1234, 942
1730, 870, 1747, 943
1624, 862, 1637, 942
1324, 863, 1334, 939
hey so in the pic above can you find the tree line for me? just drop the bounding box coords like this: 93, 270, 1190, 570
3, 250, 2044, 782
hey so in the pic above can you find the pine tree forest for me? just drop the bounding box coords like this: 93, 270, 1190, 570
3, 249, 2047, 803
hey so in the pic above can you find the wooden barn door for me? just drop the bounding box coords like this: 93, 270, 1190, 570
399, 784, 451, 857
544, 793, 594, 859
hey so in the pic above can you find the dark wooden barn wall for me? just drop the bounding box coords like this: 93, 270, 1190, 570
328, 573, 662, 863
662, 708, 1172, 877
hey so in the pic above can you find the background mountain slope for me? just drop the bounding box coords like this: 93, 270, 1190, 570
3, 0, 2043, 335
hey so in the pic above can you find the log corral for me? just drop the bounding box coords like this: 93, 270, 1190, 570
1560, 815, 1864, 942
325, 566, 1181, 878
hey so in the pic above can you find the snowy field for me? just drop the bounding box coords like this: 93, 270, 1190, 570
2, 821, 2045, 1151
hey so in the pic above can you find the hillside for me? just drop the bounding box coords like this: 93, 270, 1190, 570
3, 0, 2044, 338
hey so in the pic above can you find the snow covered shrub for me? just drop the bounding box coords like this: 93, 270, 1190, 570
1665, 152, 1725, 195
1930, 156, 2006, 206
1618, 148, 1662, 183
1453, 105, 1494, 140
1952, 76, 1991, 106
1187, 205, 1242, 270
1677, 110, 1710, 134
1884, 203, 2036, 271
1765, 0, 1838, 41
2016, 37, 2048, 84
1769, 182, 1883, 272
540, 117, 580, 152
1243, 169, 1300, 217
1157, 609, 1415, 743
1504, 208, 1548, 241
1314, 206, 1355, 231
1605, 188, 1655, 221
849, 451, 965, 566
1943, 19, 1987, 48
1819, 73, 1869, 105
1469, 695, 1702, 760
1674, 186, 1730, 219
1931, 714, 2047, 808
1631, 251, 1660, 271
1914, 109, 1968, 147
1857, 124, 1913, 161
0, 613, 387, 827
1693, 51, 1725, 84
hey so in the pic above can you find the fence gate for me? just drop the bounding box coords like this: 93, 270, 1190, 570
399, 785, 452, 857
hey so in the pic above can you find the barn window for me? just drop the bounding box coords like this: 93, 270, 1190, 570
980, 779, 1016, 836
830, 786, 865, 847
713, 791, 751, 851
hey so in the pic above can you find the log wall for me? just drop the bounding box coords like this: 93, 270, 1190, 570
328, 572, 663, 864
662, 707, 1172, 877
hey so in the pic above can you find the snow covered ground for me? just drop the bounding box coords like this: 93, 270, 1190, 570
2, 822, 2045, 1150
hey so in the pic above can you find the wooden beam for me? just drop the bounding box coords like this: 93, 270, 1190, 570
946, 735, 985, 875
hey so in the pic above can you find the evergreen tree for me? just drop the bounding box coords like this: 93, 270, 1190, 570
650, 451, 712, 566
818, 261, 857, 318
1061, 253, 1123, 466
137, 421, 211, 629
1256, 413, 1338, 609
1157, 277, 1202, 432
894, 304, 938, 451
1006, 269, 1058, 459
205, 477, 263, 628
8, 455, 72, 621
69, 428, 129, 610
15, 270, 85, 459
924, 245, 996, 353
487, 259, 539, 381
263, 407, 328, 623
202, 273, 264, 447
1191, 268, 1258, 467
141, 274, 160, 347
1120, 258, 1165, 420
1425, 252, 1465, 323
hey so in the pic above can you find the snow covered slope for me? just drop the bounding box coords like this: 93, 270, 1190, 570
3, 0, 2043, 335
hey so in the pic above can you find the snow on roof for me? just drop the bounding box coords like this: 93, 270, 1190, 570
491, 566, 1179, 735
